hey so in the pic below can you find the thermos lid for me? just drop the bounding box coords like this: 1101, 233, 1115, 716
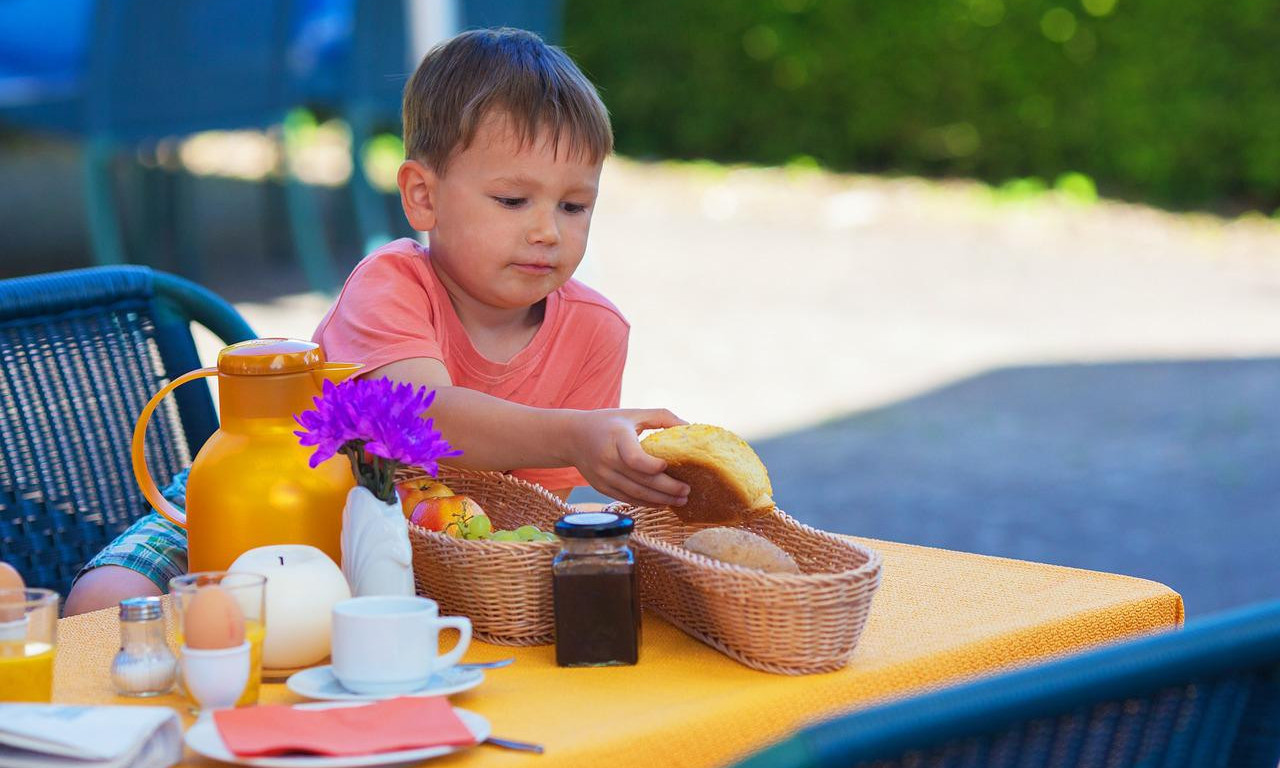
218, 338, 325, 375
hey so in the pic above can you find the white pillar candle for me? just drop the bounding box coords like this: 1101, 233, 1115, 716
228, 544, 351, 670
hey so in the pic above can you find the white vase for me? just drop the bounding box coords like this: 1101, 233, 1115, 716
340, 486, 415, 598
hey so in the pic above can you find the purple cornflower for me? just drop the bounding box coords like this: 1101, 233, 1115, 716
295, 377, 461, 502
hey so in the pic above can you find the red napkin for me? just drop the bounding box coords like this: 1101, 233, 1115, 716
213, 697, 476, 757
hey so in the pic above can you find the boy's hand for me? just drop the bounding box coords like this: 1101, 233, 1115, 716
564, 409, 691, 508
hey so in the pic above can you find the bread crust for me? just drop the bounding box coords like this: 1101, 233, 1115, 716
662, 459, 773, 524
683, 527, 800, 574
641, 424, 775, 525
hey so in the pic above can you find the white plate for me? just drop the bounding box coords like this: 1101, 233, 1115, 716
286, 665, 484, 701
184, 702, 490, 768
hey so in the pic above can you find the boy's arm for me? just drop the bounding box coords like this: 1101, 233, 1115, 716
366, 357, 690, 508
64, 566, 162, 616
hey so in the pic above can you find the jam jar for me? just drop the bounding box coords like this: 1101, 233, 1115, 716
552, 511, 641, 667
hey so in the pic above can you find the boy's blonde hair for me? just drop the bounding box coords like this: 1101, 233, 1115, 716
402, 28, 612, 172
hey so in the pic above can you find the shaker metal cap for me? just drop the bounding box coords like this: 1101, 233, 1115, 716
119, 596, 164, 622
554, 511, 635, 538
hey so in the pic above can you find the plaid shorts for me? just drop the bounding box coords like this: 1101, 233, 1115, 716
76, 469, 191, 591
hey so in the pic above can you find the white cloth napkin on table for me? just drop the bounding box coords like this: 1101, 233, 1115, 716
0, 704, 181, 768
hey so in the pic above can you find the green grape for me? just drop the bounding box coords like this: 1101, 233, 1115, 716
491, 530, 519, 542
514, 525, 541, 541
467, 514, 493, 540
537, 531, 558, 542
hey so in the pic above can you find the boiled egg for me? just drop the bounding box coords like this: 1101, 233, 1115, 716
183, 585, 246, 649
0, 561, 25, 622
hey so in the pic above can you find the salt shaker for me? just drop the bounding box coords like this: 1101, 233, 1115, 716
111, 596, 176, 697
552, 511, 641, 667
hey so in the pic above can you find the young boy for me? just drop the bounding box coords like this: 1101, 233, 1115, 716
65, 28, 689, 615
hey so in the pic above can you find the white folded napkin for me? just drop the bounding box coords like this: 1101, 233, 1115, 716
0, 704, 182, 768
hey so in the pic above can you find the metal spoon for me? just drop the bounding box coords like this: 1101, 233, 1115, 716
483, 736, 544, 754
456, 657, 515, 671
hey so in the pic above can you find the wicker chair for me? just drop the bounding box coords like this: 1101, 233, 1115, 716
733, 599, 1280, 768
0, 266, 254, 597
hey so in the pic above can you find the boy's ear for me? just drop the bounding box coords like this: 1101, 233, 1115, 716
398, 160, 438, 231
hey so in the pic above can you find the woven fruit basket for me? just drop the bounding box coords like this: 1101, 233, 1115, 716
622, 503, 882, 675
397, 467, 571, 646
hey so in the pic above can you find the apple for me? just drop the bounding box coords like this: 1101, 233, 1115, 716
396, 479, 454, 520
409, 494, 488, 537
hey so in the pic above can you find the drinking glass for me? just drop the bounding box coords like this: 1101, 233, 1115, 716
169, 572, 266, 708
0, 588, 59, 702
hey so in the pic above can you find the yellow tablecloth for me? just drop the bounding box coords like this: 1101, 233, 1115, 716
53, 537, 1183, 768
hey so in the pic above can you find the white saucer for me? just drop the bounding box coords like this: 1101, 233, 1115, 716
184, 702, 490, 767
286, 665, 484, 701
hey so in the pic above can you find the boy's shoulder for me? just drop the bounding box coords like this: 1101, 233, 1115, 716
348, 238, 429, 282
557, 278, 630, 331
333, 239, 437, 310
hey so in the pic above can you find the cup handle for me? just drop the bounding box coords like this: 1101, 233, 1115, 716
435, 616, 471, 670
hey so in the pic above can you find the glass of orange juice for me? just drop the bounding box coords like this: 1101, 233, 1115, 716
0, 588, 58, 702
169, 572, 265, 709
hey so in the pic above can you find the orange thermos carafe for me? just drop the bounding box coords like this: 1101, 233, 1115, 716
132, 339, 362, 571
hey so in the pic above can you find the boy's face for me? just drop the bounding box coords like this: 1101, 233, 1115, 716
401, 112, 603, 314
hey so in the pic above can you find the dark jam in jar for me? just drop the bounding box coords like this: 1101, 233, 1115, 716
552, 512, 641, 667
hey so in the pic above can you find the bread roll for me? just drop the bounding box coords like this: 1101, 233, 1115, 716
641, 424, 775, 524
683, 527, 800, 574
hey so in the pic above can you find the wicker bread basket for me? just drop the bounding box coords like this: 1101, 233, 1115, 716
398, 467, 572, 646
623, 503, 882, 675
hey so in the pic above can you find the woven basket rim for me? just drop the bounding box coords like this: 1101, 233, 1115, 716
396, 465, 574, 509
623, 504, 883, 584
400, 465, 569, 548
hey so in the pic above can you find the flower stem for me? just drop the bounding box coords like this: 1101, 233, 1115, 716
340, 441, 399, 504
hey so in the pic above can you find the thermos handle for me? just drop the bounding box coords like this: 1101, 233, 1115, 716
131, 367, 219, 529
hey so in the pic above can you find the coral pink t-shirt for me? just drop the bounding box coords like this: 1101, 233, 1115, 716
312, 238, 629, 491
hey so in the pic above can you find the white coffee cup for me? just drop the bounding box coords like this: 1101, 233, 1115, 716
330, 595, 471, 695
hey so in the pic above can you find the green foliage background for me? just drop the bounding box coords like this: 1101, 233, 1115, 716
563, 0, 1280, 210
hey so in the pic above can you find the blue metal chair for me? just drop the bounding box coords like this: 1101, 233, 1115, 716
463, 0, 563, 40
340, 0, 566, 253
0, 0, 342, 292
0, 0, 93, 134
81, 0, 341, 291
733, 600, 1280, 767
343, 0, 414, 254
0, 266, 255, 597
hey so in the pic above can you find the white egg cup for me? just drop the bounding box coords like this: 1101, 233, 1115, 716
181, 641, 250, 711
0, 616, 28, 642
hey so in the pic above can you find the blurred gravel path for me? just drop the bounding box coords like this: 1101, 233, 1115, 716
196, 159, 1280, 617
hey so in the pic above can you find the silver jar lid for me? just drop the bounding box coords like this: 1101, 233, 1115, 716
118, 596, 163, 622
